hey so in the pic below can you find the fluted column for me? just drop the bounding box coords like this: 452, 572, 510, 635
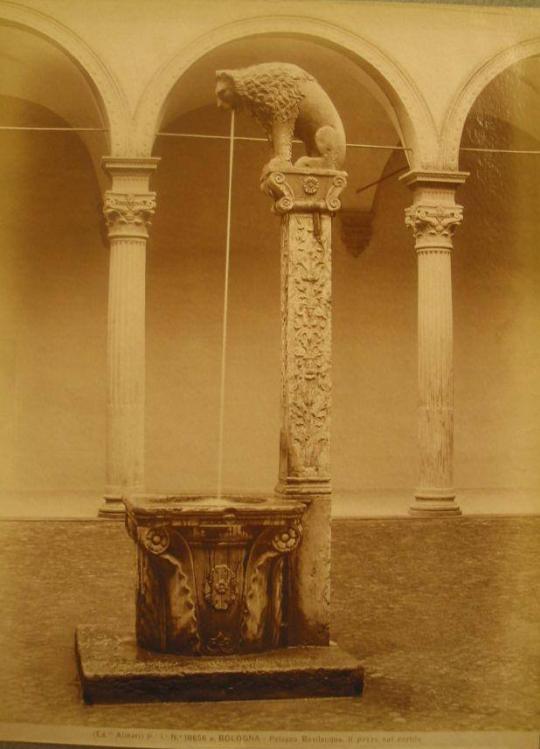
99, 157, 159, 517
401, 170, 468, 517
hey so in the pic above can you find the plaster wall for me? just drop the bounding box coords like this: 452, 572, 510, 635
0, 99, 108, 493
455, 149, 540, 490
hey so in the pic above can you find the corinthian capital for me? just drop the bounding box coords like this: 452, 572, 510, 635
103, 192, 157, 236
405, 204, 463, 245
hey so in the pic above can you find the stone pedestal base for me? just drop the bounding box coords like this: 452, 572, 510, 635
75, 626, 363, 703
409, 494, 462, 517
98, 495, 126, 518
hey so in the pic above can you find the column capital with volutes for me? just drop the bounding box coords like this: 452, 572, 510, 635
102, 156, 160, 239
103, 191, 157, 239
261, 168, 347, 216
404, 204, 464, 250
401, 169, 469, 251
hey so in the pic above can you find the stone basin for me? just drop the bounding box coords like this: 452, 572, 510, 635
124, 493, 305, 523
123, 494, 307, 656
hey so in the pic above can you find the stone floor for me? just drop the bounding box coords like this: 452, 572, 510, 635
0, 516, 538, 732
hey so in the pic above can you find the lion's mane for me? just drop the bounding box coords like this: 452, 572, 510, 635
216, 63, 314, 127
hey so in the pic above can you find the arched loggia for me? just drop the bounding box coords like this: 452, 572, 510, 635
0, 8, 130, 507
441, 42, 540, 501
440, 37, 540, 170
0, 0, 131, 155
132, 16, 436, 166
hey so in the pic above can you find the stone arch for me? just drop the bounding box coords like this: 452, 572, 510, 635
440, 36, 540, 169
133, 15, 437, 167
0, 0, 131, 155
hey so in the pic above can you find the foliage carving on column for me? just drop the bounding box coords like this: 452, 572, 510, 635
405, 205, 463, 243
287, 214, 331, 476
264, 169, 345, 493
103, 192, 157, 233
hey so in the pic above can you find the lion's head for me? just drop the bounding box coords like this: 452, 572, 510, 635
215, 63, 313, 126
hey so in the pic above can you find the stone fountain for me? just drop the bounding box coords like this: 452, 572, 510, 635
76, 62, 363, 703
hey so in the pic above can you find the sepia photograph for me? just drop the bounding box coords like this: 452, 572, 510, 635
0, 0, 538, 747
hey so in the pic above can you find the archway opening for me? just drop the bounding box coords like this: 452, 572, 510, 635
146, 34, 415, 503
454, 55, 540, 497
0, 24, 110, 513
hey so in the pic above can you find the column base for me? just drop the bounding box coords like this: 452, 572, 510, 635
409, 490, 461, 517
98, 495, 126, 518
75, 626, 363, 703
275, 479, 331, 497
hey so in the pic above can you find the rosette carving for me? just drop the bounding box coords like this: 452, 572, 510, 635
272, 523, 302, 553
141, 526, 170, 555
303, 176, 320, 195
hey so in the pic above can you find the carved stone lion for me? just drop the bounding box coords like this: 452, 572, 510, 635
216, 62, 346, 173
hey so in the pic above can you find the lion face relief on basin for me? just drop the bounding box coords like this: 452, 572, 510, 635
216, 62, 346, 173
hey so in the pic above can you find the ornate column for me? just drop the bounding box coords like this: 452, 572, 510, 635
99, 157, 159, 517
401, 170, 468, 517
263, 168, 346, 644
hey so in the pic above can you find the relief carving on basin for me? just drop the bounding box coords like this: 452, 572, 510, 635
124, 495, 306, 655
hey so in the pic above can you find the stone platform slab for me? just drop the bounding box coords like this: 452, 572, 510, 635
75, 626, 363, 703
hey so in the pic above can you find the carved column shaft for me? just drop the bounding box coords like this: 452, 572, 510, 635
100, 158, 159, 517
402, 170, 468, 517
263, 168, 346, 645
277, 211, 332, 496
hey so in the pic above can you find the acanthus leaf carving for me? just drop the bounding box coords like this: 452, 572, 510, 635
405, 204, 463, 242
285, 214, 331, 477
136, 524, 201, 654
241, 521, 303, 648
103, 192, 156, 231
